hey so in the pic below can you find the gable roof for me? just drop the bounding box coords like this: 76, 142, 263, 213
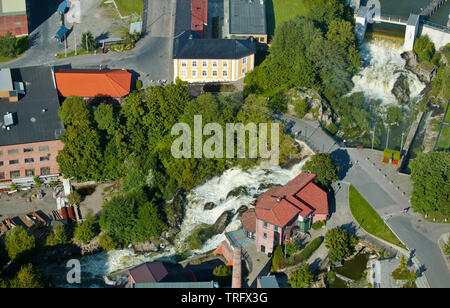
54, 69, 132, 98
129, 262, 169, 284
173, 30, 256, 59
254, 173, 328, 227
241, 208, 256, 233
191, 0, 207, 37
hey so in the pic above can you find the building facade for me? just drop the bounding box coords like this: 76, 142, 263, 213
0, 0, 28, 37
0, 66, 65, 186
226, 0, 268, 44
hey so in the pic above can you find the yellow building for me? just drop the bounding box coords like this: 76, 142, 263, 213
173, 31, 256, 83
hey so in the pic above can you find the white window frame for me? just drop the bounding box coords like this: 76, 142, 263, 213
222, 60, 228, 67
181, 60, 187, 68
222, 70, 228, 77
212, 70, 218, 77
212, 60, 218, 68
181, 69, 188, 78
243, 57, 247, 64
202, 60, 208, 68
192, 70, 198, 77
192, 60, 197, 68
202, 70, 208, 77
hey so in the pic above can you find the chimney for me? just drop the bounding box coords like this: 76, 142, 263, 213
232, 247, 242, 288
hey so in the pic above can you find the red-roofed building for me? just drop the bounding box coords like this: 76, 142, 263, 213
191, 0, 207, 38
54, 69, 132, 102
250, 172, 328, 255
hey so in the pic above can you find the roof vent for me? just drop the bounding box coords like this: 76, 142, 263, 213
42, 108, 47, 113
3, 112, 14, 127
30, 117, 36, 123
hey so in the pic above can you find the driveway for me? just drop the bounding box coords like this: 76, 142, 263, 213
275, 113, 450, 288
1, 0, 175, 85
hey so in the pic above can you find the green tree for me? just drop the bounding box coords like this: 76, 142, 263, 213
8, 264, 49, 288
67, 191, 81, 206
132, 201, 167, 242
81, 31, 96, 52
98, 235, 118, 251
33, 176, 43, 187
212, 265, 232, 287
58, 96, 92, 126
414, 35, 435, 63
410, 151, 449, 216
325, 227, 358, 264
0, 32, 19, 57
46, 225, 70, 246
386, 106, 403, 126
288, 263, 314, 288
5, 226, 35, 261
303, 153, 339, 188
285, 242, 299, 257
271, 245, 285, 272
294, 99, 310, 119
73, 219, 99, 245
445, 238, 450, 255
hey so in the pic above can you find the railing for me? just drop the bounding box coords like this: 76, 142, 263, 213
242, 248, 253, 273
423, 20, 450, 33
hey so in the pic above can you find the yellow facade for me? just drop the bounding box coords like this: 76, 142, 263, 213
1, 0, 26, 13
174, 54, 254, 83
228, 34, 268, 44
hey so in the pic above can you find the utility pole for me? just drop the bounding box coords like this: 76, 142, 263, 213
64, 32, 67, 57
86, 32, 89, 53
400, 132, 405, 154
74, 26, 77, 55
371, 129, 375, 150
386, 125, 390, 149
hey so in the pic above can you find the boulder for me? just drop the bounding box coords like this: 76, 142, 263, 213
204, 202, 217, 210
235, 205, 248, 219
226, 186, 248, 199
392, 74, 410, 103
132, 240, 160, 253
212, 210, 234, 234
165, 188, 187, 230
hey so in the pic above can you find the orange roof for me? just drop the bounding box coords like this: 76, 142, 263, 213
191, 0, 207, 37
255, 173, 328, 227
54, 69, 132, 98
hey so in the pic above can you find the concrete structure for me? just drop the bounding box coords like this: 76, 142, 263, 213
231, 245, 242, 288
225, 0, 268, 44
0, 66, 64, 185
421, 22, 450, 48
0, 0, 28, 37
404, 14, 420, 51
257, 275, 279, 288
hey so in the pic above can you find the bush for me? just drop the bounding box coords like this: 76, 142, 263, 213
67, 191, 81, 206
294, 99, 309, 119
327, 122, 338, 136
325, 227, 358, 264
285, 242, 299, 257
300, 236, 323, 260
311, 220, 326, 230
213, 264, 232, 287
271, 245, 284, 272
98, 235, 118, 251
34, 176, 43, 187
5, 226, 35, 261
414, 35, 435, 63
46, 225, 70, 246
136, 79, 143, 90
74, 219, 99, 245
289, 263, 314, 288
8, 264, 49, 288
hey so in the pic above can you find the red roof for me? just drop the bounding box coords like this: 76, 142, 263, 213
0, 15, 28, 37
54, 69, 132, 98
129, 262, 168, 284
191, 0, 207, 37
241, 208, 256, 233
254, 173, 328, 227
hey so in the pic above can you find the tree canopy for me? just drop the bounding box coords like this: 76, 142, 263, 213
325, 227, 358, 264
303, 153, 339, 188
5, 226, 35, 261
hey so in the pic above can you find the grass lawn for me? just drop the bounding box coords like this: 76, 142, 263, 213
437, 125, 450, 149
445, 107, 450, 123
115, 0, 143, 16
349, 185, 407, 249
267, 0, 308, 37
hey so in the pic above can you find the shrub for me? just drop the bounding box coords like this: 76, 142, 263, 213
285, 242, 299, 257
311, 220, 326, 230
46, 225, 70, 246
67, 191, 81, 206
98, 235, 118, 251
74, 219, 99, 245
136, 79, 143, 90
5, 226, 35, 261
294, 99, 309, 119
34, 176, 43, 187
325, 227, 358, 264
271, 245, 285, 272
289, 263, 314, 288
213, 264, 232, 287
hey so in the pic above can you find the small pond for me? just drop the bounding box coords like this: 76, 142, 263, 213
329, 253, 371, 288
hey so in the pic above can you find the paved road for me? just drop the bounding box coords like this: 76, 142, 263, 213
274, 112, 450, 288
0, 0, 175, 85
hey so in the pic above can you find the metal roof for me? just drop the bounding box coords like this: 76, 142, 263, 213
0, 66, 64, 146
0, 69, 13, 91
257, 276, 279, 288
134, 280, 216, 288
229, 0, 267, 35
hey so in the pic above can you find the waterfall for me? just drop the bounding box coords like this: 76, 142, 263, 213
350, 42, 426, 105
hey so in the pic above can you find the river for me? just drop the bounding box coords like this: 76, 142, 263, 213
41, 158, 310, 287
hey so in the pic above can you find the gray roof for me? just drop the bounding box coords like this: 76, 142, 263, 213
229, 0, 267, 35
134, 280, 216, 288
0, 69, 13, 91
257, 276, 279, 288
174, 0, 191, 37
173, 30, 256, 59
0, 66, 64, 146
356, 6, 369, 18
407, 14, 420, 26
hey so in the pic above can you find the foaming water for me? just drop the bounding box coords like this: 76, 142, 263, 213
44, 158, 310, 287
350, 43, 425, 105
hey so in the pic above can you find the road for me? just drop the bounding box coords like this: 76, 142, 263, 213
0, 0, 175, 85
274, 112, 450, 288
